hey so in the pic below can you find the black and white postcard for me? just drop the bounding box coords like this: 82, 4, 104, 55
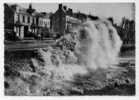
1, 0, 137, 99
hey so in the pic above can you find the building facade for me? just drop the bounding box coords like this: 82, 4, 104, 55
4, 4, 50, 40
5, 3, 88, 40
51, 4, 82, 35
119, 17, 135, 45
38, 13, 50, 28
33, 12, 51, 38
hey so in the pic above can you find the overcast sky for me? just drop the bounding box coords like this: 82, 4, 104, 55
17, 3, 135, 24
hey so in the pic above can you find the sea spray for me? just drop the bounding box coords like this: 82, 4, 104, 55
73, 20, 122, 70
32, 19, 122, 81
5, 19, 133, 96
35, 48, 87, 81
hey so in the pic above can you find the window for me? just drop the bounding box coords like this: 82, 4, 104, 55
40, 21, 41, 25
33, 18, 35, 24
23, 15, 25, 23
33, 18, 34, 24
18, 14, 20, 21
28, 16, 30, 23
34, 18, 36, 24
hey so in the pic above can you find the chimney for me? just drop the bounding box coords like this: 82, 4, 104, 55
68, 8, 73, 15
27, 3, 35, 14
63, 6, 67, 11
67, 8, 70, 13
59, 3, 62, 9
70, 9, 73, 14
29, 4, 32, 9
11, 4, 17, 11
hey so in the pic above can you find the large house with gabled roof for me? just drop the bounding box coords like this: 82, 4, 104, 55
4, 3, 50, 40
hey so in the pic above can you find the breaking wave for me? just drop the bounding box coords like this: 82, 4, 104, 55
33, 19, 122, 81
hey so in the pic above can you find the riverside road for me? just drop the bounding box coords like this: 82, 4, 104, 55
5, 39, 56, 51
5, 39, 135, 68
5, 39, 134, 51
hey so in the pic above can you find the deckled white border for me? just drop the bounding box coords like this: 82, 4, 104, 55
0, 0, 138, 100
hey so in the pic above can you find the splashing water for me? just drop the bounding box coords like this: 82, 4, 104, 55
73, 19, 122, 70
34, 19, 122, 81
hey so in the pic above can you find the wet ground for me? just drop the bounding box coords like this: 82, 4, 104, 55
4, 50, 135, 96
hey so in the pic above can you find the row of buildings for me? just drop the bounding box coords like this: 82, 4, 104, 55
4, 4, 51, 39
115, 17, 135, 45
4, 3, 88, 40
4, 3, 135, 47
51, 4, 87, 35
